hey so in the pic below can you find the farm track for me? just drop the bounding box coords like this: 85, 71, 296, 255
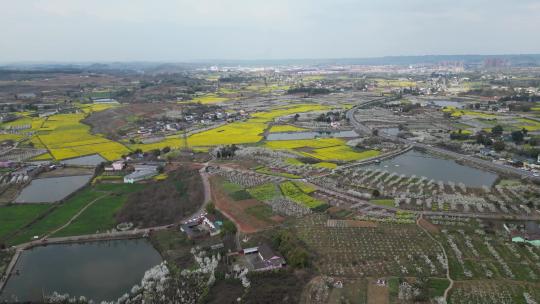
44, 193, 109, 239
416, 214, 454, 301
0, 163, 212, 293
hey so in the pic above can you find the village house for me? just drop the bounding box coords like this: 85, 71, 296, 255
123, 164, 158, 183
104, 160, 126, 172
180, 215, 222, 239
242, 243, 286, 271
506, 222, 540, 247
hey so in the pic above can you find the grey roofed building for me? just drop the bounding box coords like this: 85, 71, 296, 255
180, 221, 209, 239
244, 243, 286, 271
123, 165, 158, 183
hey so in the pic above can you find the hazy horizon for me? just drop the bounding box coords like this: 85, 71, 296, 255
2, 0, 540, 62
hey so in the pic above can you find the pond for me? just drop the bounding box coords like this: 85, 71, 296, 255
366, 149, 498, 187
0, 239, 162, 302
15, 175, 93, 203
380, 127, 400, 136
267, 130, 358, 141
430, 100, 464, 108
61, 154, 106, 166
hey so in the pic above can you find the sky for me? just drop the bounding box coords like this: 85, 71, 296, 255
1, 0, 540, 62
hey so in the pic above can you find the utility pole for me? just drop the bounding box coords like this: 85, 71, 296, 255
182, 129, 189, 151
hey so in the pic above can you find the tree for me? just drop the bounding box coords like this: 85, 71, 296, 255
493, 141, 506, 152
222, 219, 237, 234
491, 125, 504, 136
205, 202, 216, 214
511, 130, 524, 144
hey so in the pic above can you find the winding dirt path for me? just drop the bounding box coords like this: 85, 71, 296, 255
416, 214, 454, 302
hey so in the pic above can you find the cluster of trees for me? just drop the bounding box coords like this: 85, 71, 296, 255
116, 167, 203, 227
287, 86, 330, 95
215, 144, 239, 159
450, 129, 470, 140
272, 230, 310, 268
123, 146, 171, 161
315, 111, 346, 123
500, 92, 540, 103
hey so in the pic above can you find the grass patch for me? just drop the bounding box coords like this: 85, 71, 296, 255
7, 188, 104, 245
279, 181, 324, 209
370, 199, 395, 208
285, 158, 304, 166
247, 183, 281, 201
255, 166, 301, 179
53, 194, 127, 237
292, 181, 316, 194
0, 204, 50, 241
229, 190, 253, 201
245, 205, 273, 222
220, 181, 244, 194
428, 278, 450, 298
314, 162, 337, 169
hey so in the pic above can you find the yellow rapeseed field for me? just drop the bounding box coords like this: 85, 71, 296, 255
265, 138, 380, 162
268, 125, 307, 133
132, 104, 330, 151
37, 113, 130, 160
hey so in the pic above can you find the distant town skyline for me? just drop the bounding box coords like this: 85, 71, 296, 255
1, 0, 540, 62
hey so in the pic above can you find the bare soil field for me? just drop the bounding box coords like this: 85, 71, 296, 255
418, 217, 440, 234
209, 176, 278, 233
367, 279, 389, 304
83, 103, 173, 139
38, 167, 94, 178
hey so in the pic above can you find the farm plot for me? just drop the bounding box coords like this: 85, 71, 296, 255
265, 138, 379, 162
279, 181, 325, 209
131, 104, 330, 151
0, 204, 50, 242
6, 188, 105, 245
449, 280, 540, 304
294, 214, 446, 278
52, 184, 142, 237
37, 113, 130, 160
433, 221, 540, 282
209, 176, 280, 233
247, 183, 281, 201
269, 125, 307, 133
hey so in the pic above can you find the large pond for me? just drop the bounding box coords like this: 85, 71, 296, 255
0, 239, 162, 302
366, 149, 498, 187
15, 175, 92, 203
61, 154, 106, 166
267, 130, 358, 141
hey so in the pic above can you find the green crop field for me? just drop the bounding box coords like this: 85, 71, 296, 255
0, 204, 50, 241
6, 184, 142, 245
279, 181, 324, 209
247, 183, 281, 201
7, 188, 104, 245
53, 194, 127, 237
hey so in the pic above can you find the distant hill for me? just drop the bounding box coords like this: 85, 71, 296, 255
2, 54, 540, 71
